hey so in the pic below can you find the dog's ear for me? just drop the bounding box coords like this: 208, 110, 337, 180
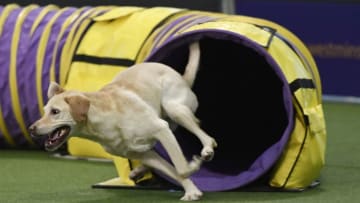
64, 95, 90, 122
48, 82, 65, 99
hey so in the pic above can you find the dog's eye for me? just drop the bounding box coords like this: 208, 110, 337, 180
50, 108, 60, 115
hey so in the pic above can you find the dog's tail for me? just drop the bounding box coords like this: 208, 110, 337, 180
182, 41, 200, 87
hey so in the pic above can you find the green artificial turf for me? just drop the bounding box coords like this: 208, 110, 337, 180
1, 102, 360, 202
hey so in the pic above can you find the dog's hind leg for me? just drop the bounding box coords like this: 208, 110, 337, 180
139, 150, 203, 201
151, 119, 202, 177
151, 120, 202, 178
162, 102, 217, 161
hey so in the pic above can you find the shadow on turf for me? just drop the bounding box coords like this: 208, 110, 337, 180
78, 187, 325, 203
88, 174, 325, 202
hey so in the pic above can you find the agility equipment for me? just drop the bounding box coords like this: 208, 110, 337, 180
0, 5, 326, 191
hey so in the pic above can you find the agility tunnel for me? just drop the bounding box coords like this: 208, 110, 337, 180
0, 5, 326, 192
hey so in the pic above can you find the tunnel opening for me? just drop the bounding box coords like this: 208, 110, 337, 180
146, 31, 294, 191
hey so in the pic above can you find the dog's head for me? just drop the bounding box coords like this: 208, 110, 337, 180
29, 82, 90, 151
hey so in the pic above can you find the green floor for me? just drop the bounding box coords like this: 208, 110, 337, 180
1, 102, 359, 203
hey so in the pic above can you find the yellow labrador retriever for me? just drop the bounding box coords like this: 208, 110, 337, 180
29, 42, 217, 201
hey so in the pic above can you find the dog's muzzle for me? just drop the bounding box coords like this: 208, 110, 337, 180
29, 124, 71, 151
29, 125, 39, 138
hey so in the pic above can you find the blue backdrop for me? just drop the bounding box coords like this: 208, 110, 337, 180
236, 1, 360, 98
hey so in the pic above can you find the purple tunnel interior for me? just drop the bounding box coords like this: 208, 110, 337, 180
146, 31, 294, 191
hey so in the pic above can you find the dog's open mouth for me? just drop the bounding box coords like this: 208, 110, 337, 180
45, 126, 71, 151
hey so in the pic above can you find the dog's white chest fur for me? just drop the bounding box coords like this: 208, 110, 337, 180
85, 102, 160, 157
105, 127, 157, 157
101, 133, 157, 157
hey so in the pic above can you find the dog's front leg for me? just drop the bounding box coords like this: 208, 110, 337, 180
152, 121, 202, 178
139, 150, 203, 201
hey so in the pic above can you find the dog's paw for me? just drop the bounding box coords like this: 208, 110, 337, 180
180, 190, 203, 201
188, 155, 202, 174
201, 138, 218, 161
179, 156, 202, 178
129, 166, 149, 182
201, 146, 214, 161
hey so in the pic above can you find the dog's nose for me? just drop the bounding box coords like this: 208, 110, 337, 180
29, 125, 37, 137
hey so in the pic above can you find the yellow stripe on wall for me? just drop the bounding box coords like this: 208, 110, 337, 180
9, 5, 38, 146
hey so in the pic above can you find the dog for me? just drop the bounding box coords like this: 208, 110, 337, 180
29, 41, 217, 201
